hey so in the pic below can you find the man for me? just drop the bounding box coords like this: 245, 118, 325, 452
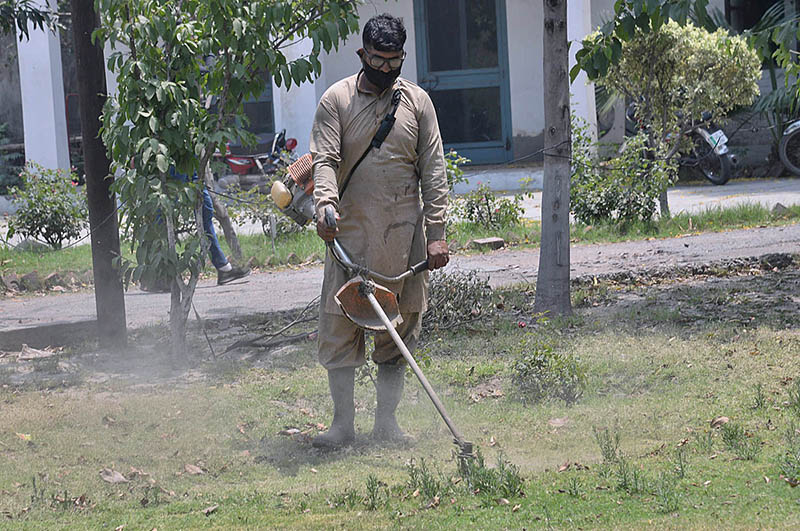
310, 13, 449, 448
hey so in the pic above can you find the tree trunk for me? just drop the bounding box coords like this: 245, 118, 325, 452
535, 0, 572, 317
658, 189, 670, 218
203, 164, 242, 262
69, 0, 127, 347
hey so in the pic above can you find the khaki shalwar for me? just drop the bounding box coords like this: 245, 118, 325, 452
311, 74, 448, 370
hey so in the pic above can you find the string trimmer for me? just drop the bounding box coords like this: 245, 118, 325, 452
323, 206, 474, 463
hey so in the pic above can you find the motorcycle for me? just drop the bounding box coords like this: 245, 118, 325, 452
215, 129, 298, 177
626, 105, 737, 185
779, 119, 800, 177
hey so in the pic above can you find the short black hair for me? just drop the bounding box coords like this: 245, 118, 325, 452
362, 13, 406, 52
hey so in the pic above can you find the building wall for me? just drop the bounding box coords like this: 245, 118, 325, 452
304, 0, 595, 164
505, 0, 545, 160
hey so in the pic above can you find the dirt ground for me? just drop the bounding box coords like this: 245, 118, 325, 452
1, 248, 797, 391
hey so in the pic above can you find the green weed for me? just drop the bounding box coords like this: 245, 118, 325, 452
655, 471, 680, 514
459, 450, 525, 499
787, 380, 800, 417
593, 425, 621, 464
751, 383, 767, 410
511, 337, 585, 405
365, 475, 387, 511
721, 422, 762, 461
406, 458, 447, 501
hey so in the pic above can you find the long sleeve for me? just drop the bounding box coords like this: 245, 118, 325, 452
415, 93, 448, 241
310, 92, 342, 219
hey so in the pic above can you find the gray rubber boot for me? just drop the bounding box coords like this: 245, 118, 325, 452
372, 363, 412, 443
312, 367, 356, 449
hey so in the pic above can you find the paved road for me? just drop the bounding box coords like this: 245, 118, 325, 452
519, 177, 800, 221
2, 222, 798, 350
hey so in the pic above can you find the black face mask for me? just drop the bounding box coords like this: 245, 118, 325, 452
361, 59, 401, 92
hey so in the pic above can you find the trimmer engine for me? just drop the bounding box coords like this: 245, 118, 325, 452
270, 153, 315, 226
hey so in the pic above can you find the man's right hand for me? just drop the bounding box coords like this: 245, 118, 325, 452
316, 208, 339, 242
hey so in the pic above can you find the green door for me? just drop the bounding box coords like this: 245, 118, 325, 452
414, 0, 513, 164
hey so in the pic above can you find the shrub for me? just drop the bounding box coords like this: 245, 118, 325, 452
596, 20, 761, 151
452, 182, 526, 228
422, 270, 493, 333
5, 162, 88, 249
571, 118, 676, 225
511, 336, 585, 405
445, 149, 469, 191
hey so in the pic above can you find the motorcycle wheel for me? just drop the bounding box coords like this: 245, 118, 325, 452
692, 134, 731, 185
778, 128, 800, 177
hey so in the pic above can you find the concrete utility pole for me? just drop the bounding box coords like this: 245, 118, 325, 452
69, 0, 127, 347
535, 0, 573, 316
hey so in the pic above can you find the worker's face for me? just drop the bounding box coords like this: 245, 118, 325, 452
358, 46, 404, 91
359, 46, 406, 73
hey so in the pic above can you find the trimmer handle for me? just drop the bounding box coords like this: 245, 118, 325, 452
324, 205, 337, 229
410, 260, 430, 275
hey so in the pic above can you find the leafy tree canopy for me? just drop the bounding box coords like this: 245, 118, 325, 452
0, 0, 51, 39
597, 20, 761, 145
574, 0, 799, 99
97, 0, 361, 356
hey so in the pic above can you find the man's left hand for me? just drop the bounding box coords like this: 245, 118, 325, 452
427, 240, 449, 270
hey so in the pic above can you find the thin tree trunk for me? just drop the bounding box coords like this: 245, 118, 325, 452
69, 0, 127, 347
658, 189, 670, 218
535, 0, 572, 317
203, 164, 242, 262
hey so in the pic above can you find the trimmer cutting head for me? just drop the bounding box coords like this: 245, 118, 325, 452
334, 277, 404, 331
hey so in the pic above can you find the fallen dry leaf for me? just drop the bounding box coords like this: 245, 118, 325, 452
489, 436, 497, 447
427, 496, 440, 509
498, 498, 510, 505
558, 462, 571, 473
18, 344, 57, 360
115, 525, 125, 531
780, 474, 799, 488
99, 468, 129, 484
310, 468, 318, 474
128, 467, 149, 479
764, 476, 770, 484
412, 489, 420, 498
279, 428, 301, 436
710, 416, 730, 429
201, 504, 218, 516
184, 464, 204, 475
548, 417, 569, 428
512, 504, 521, 512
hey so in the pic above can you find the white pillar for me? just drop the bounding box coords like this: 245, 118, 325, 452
272, 38, 318, 156
16, 0, 70, 170
568, 0, 598, 142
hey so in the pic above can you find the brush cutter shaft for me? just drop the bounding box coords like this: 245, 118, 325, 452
365, 291, 467, 446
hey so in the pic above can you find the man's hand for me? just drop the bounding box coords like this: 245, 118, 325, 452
316, 208, 339, 242
427, 240, 449, 270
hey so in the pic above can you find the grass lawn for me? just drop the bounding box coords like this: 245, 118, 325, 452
2, 202, 800, 281
1, 258, 799, 528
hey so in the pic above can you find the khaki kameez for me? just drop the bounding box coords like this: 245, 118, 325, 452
311, 73, 448, 369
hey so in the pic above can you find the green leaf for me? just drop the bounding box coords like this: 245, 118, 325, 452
156, 154, 168, 173
570, 63, 583, 83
